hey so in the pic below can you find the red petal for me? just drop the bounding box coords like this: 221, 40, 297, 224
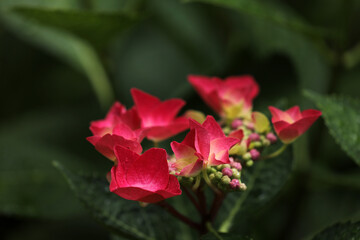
156, 175, 182, 198
190, 119, 210, 159
111, 186, 162, 203
286, 106, 302, 121
179, 158, 203, 176
126, 148, 169, 191
202, 115, 225, 140
150, 99, 185, 126
131, 88, 160, 122
228, 129, 244, 141
188, 75, 223, 114
114, 145, 140, 174
210, 137, 239, 159
269, 106, 293, 123
144, 117, 189, 141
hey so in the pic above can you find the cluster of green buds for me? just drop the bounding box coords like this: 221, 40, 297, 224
225, 114, 278, 168
206, 162, 247, 192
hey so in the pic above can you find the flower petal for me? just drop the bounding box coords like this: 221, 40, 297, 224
156, 175, 182, 199
131, 88, 160, 122
126, 148, 169, 191
202, 115, 225, 140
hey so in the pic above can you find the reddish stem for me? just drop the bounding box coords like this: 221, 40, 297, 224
156, 201, 202, 231
209, 192, 226, 222
183, 186, 202, 213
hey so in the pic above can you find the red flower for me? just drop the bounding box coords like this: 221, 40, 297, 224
131, 88, 189, 142
171, 116, 239, 176
87, 102, 143, 161
188, 75, 259, 120
110, 146, 182, 203
268, 106, 322, 144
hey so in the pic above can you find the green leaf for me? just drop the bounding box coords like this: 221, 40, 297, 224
0, 110, 95, 218
55, 162, 191, 240
12, 7, 138, 48
201, 232, 253, 240
0, 1, 114, 108
219, 144, 293, 232
185, 0, 329, 38
311, 221, 360, 240
304, 90, 360, 166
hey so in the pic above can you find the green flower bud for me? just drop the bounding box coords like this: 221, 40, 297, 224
216, 165, 223, 170
223, 164, 231, 169
215, 172, 223, 180
232, 169, 241, 179
221, 175, 231, 185
262, 139, 271, 147
246, 160, 254, 167
243, 152, 251, 160
209, 173, 215, 181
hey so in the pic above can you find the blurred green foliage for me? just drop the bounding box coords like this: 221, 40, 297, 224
1, 0, 360, 239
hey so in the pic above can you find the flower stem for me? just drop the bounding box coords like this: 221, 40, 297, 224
202, 169, 221, 194
156, 201, 201, 231
261, 144, 288, 160
209, 192, 226, 222
192, 175, 202, 191
206, 222, 224, 240
182, 186, 202, 214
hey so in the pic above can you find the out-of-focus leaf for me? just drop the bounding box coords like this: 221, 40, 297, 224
185, 0, 329, 37
201, 232, 253, 240
311, 221, 360, 240
304, 90, 360, 166
149, 0, 224, 72
343, 42, 360, 69
12, 7, 138, 48
55, 162, 193, 240
218, 143, 293, 232
0, 0, 114, 108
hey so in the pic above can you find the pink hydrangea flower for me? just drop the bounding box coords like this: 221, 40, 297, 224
188, 75, 259, 120
131, 89, 189, 142
87, 102, 143, 161
110, 146, 182, 203
171, 116, 239, 177
269, 106, 322, 144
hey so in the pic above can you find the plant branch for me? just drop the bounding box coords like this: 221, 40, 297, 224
156, 201, 202, 231
182, 186, 202, 213
209, 192, 226, 222
261, 144, 288, 160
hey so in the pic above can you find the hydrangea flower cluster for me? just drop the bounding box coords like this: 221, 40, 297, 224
87, 74, 321, 230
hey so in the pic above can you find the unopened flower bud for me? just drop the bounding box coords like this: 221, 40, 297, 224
232, 169, 241, 179
221, 176, 231, 184
243, 152, 251, 160
249, 133, 260, 142
215, 172, 223, 180
231, 119, 243, 129
250, 149, 260, 160
230, 161, 242, 170
239, 182, 247, 190
229, 179, 240, 189
246, 160, 254, 167
246, 122, 254, 130
209, 173, 215, 181
223, 126, 231, 134
223, 164, 231, 169
222, 167, 233, 177
266, 132, 277, 144
262, 139, 271, 147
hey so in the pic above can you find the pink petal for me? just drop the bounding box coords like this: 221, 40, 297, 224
181, 128, 196, 148
156, 175, 182, 198
269, 106, 293, 123
120, 106, 142, 131
149, 99, 185, 126
273, 120, 291, 133
131, 88, 160, 122
208, 151, 230, 166
224, 75, 259, 100
202, 115, 225, 140
111, 186, 161, 202
178, 158, 204, 177
114, 145, 140, 174
144, 118, 189, 141
188, 75, 223, 114
286, 106, 302, 121
190, 119, 210, 159
210, 137, 239, 158
126, 148, 169, 191
229, 129, 244, 141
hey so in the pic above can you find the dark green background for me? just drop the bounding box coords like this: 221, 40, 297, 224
1, 0, 360, 239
